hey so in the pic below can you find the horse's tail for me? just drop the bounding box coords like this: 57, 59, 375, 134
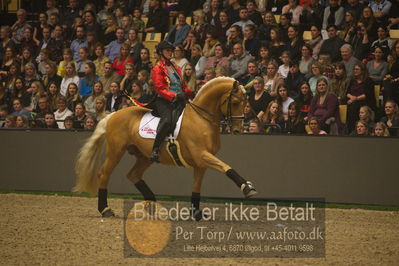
73, 113, 115, 195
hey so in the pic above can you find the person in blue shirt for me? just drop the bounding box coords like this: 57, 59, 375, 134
105, 28, 125, 61
79, 62, 99, 99
70, 25, 88, 62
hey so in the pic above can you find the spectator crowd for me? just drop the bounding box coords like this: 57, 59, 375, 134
0, 0, 398, 136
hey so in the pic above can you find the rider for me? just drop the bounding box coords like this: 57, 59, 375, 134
150, 41, 193, 163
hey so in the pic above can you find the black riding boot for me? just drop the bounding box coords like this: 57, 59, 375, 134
150, 121, 171, 163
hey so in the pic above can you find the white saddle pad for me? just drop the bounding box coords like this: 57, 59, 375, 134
139, 110, 184, 139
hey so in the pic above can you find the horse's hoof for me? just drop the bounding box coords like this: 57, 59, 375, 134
241, 181, 258, 198
101, 207, 115, 217
191, 209, 209, 221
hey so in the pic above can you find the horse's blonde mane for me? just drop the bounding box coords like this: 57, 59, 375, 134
194, 76, 236, 99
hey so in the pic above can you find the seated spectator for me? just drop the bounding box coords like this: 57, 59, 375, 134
344, 21, 371, 61
307, 77, 339, 132
278, 51, 291, 79
276, 84, 295, 116
229, 42, 253, 80
282, 0, 304, 26
120, 63, 136, 94
100, 61, 122, 93
20, 47, 35, 74
128, 80, 147, 104
83, 10, 102, 39
351, 120, 370, 136
20, 27, 37, 57
65, 82, 82, 112
3, 114, 16, 128
79, 62, 99, 99
239, 60, 259, 87
37, 48, 54, 76
42, 61, 62, 90
372, 121, 390, 136
257, 11, 277, 42
203, 30, 221, 58
70, 25, 88, 62
299, 44, 315, 77
54, 96, 73, 129
125, 29, 144, 63
345, 0, 365, 18
144, 0, 169, 33
243, 103, 257, 132
380, 100, 399, 134
167, 12, 191, 46
359, 105, 376, 132
11, 77, 26, 101
300, 0, 324, 29
262, 100, 284, 134
135, 48, 153, 74
171, 44, 189, 71
75, 47, 92, 77
226, 25, 243, 53
63, 115, 74, 130
214, 10, 230, 43
42, 112, 59, 129
15, 114, 29, 128
47, 81, 61, 111
103, 14, 118, 46
23, 63, 40, 88
285, 61, 305, 98
287, 25, 304, 62
105, 82, 126, 112
248, 2, 265, 24
257, 45, 275, 75
382, 40, 399, 103
57, 48, 75, 78
243, 24, 260, 58
204, 0, 221, 26
322, 0, 344, 30
4, 63, 21, 92
367, 46, 388, 84
0, 83, 10, 108
23, 81, 45, 112
307, 117, 327, 135
248, 119, 262, 134
0, 105, 8, 127
72, 103, 87, 129
12, 98, 30, 119
318, 54, 335, 79
340, 44, 360, 77
183, 30, 199, 58
308, 62, 329, 94
137, 70, 150, 94
183, 63, 198, 93
132, 9, 145, 33
369, 0, 392, 23
105, 28, 126, 62
112, 44, 134, 77
346, 62, 376, 132
84, 116, 96, 130
319, 24, 345, 63
330, 62, 351, 104
93, 96, 109, 122
0, 47, 19, 80
85, 81, 104, 115
268, 27, 286, 64
215, 66, 229, 77
263, 61, 284, 97
190, 44, 207, 78
248, 77, 273, 120
200, 67, 216, 88
371, 26, 393, 55
60, 62, 80, 97
341, 10, 358, 40
295, 81, 313, 119
204, 44, 230, 70
282, 102, 306, 134
230, 7, 255, 35
93, 43, 110, 78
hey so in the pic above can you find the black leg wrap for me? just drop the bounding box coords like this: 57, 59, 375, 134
135, 180, 156, 201
98, 188, 108, 213
226, 169, 246, 187
191, 192, 200, 210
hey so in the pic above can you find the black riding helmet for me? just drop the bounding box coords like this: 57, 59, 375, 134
156, 41, 175, 55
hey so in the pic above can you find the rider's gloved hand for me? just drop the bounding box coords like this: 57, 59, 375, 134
173, 92, 186, 103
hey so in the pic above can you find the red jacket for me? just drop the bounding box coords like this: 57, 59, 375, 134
151, 59, 192, 102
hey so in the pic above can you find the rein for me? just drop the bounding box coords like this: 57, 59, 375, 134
188, 82, 246, 129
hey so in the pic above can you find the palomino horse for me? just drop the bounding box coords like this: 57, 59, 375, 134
74, 77, 257, 218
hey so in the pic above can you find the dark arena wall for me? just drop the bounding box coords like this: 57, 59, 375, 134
0, 130, 398, 206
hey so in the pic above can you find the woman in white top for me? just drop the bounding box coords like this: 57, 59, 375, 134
171, 44, 189, 71
263, 61, 283, 97
84, 81, 104, 115
53, 96, 73, 129
60, 62, 80, 96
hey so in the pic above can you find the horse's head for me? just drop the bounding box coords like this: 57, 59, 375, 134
220, 80, 247, 134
